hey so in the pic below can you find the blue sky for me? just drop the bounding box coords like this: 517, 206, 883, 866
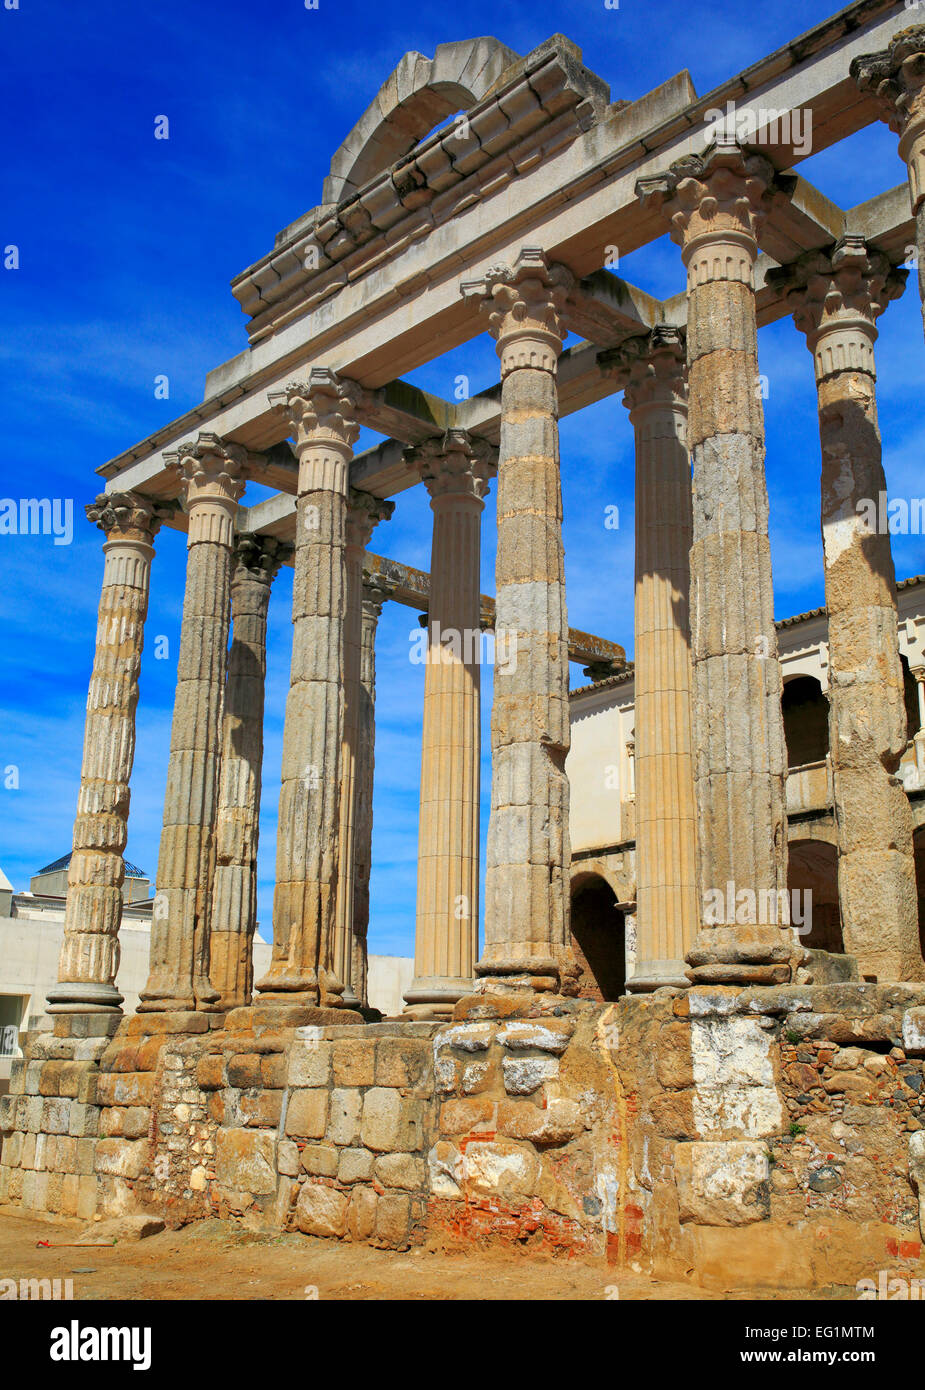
1, 0, 923, 960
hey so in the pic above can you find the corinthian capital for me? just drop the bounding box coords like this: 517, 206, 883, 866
599, 325, 687, 415
166, 432, 247, 505
768, 237, 906, 378
405, 430, 497, 501
86, 491, 168, 543
461, 247, 574, 374
232, 534, 292, 586
268, 369, 362, 454
345, 489, 395, 550
637, 137, 793, 268
851, 27, 925, 135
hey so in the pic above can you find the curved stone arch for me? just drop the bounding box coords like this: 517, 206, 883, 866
323, 38, 521, 205
570, 858, 632, 905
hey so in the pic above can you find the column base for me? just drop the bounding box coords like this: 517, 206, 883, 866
46, 981, 124, 1014
626, 958, 690, 993
685, 925, 793, 986
402, 976, 473, 1020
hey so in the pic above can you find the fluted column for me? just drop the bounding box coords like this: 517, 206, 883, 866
139, 435, 245, 1012
852, 29, 925, 340
403, 431, 497, 1018
638, 138, 793, 985
47, 494, 163, 1013
209, 535, 289, 1010
770, 237, 923, 982
333, 491, 394, 1008
461, 247, 580, 996
352, 573, 394, 1008
600, 327, 698, 991
256, 369, 361, 1010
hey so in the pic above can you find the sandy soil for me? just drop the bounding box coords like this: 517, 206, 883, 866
0, 1209, 853, 1301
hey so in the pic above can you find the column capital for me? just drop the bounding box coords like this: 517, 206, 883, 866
87, 491, 167, 545
345, 489, 395, 550
361, 570, 395, 618
852, 28, 925, 137
405, 430, 498, 502
461, 246, 574, 375
232, 533, 292, 586
166, 433, 247, 547
269, 369, 362, 472
637, 137, 794, 279
768, 237, 906, 380
599, 325, 688, 416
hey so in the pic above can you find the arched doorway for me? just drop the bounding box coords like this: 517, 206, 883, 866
570, 873, 625, 1002
787, 838, 842, 953
782, 675, 829, 768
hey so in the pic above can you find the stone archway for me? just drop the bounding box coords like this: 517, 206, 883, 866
788, 837, 841, 953
569, 872, 625, 1002
323, 38, 520, 204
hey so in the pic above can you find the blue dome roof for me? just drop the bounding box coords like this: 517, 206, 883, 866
37, 852, 147, 878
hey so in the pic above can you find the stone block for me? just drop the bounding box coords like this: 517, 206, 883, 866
501, 1055, 559, 1095
464, 1138, 539, 1199
903, 1008, 925, 1057
123, 1107, 151, 1140
374, 1038, 430, 1088
439, 1097, 495, 1135
39, 1061, 64, 1096
260, 1054, 287, 1089
675, 1140, 771, 1226
347, 1186, 378, 1241
327, 1088, 362, 1145
300, 1144, 339, 1177
296, 1181, 348, 1238
94, 1139, 151, 1181
240, 1091, 283, 1128
196, 1054, 224, 1090
68, 1103, 99, 1138
77, 1174, 97, 1221
58, 1062, 85, 1099
97, 1072, 155, 1108
337, 1147, 375, 1183
375, 1152, 425, 1191
227, 1054, 261, 1089
41, 1097, 71, 1135
214, 1128, 276, 1195
285, 1088, 328, 1139
277, 1140, 300, 1177
332, 1040, 376, 1087
373, 1192, 411, 1248
288, 1040, 332, 1088
435, 1021, 495, 1052
496, 1019, 574, 1052
497, 1097, 581, 1146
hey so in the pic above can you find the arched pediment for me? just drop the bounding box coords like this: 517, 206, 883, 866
323, 37, 521, 205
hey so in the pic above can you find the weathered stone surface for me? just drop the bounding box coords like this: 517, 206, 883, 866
296, 1181, 348, 1237
214, 1129, 276, 1195
285, 1088, 329, 1139
675, 1140, 771, 1226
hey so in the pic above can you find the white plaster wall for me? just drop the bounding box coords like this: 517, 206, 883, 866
566, 688, 631, 854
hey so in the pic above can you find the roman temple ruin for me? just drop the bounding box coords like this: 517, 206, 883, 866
3, 0, 925, 1288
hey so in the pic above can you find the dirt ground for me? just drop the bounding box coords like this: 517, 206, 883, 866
0, 1208, 854, 1300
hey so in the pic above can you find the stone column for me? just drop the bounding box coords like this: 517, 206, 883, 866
403, 431, 497, 1018
600, 327, 699, 991
333, 491, 394, 1008
256, 369, 361, 1011
461, 247, 580, 996
209, 535, 288, 1010
47, 494, 163, 1014
770, 238, 923, 982
638, 138, 792, 985
352, 573, 394, 1008
138, 436, 245, 1013
852, 29, 925, 339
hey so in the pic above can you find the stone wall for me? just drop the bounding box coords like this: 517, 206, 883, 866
3, 984, 924, 1289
